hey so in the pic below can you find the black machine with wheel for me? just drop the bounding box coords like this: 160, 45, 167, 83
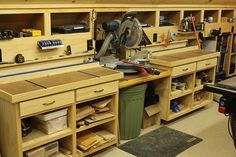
204, 76, 236, 148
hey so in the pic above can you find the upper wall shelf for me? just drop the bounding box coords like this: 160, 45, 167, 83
221, 9, 235, 18
0, 13, 44, 36
184, 10, 202, 23
96, 12, 124, 26
204, 10, 219, 23
159, 11, 181, 27
221, 10, 235, 22
51, 12, 91, 35
136, 11, 156, 27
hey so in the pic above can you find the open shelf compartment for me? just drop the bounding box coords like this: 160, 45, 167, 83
23, 135, 73, 157
184, 10, 202, 23
51, 12, 90, 35
169, 94, 192, 120
136, 11, 156, 27
195, 68, 214, 91
221, 10, 235, 19
193, 90, 212, 109
159, 11, 181, 27
0, 13, 44, 36
171, 74, 194, 100
76, 96, 116, 133
76, 121, 117, 156
21, 106, 73, 151
204, 10, 219, 23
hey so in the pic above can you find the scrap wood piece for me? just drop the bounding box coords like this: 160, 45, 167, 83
84, 112, 114, 124
77, 132, 100, 151
95, 107, 110, 113
95, 130, 116, 141
76, 105, 95, 121
92, 99, 112, 109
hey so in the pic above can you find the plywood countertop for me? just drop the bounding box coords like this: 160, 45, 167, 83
150, 50, 220, 67
0, 67, 123, 103
119, 70, 171, 89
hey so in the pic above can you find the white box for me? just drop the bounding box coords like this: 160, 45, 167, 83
25, 147, 45, 157
34, 116, 67, 134
36, 109, 68, 121
33, 109, 68, 134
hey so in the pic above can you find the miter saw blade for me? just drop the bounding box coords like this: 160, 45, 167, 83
118, 17, 143, 49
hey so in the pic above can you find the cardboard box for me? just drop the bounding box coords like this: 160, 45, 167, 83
44, 141, 59, 157
33, 109, 68, 134
142, 104, 160, 129
25, 147, 45, 157
25, 141, 59, 157
34, 116, 67, 134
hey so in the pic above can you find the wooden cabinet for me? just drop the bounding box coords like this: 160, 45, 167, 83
150, 48, 219, 121
0, 66, 123, 157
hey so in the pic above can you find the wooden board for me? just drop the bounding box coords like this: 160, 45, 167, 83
0, 80, 43, 95
79, 67, 121, 77
28, 71, 96, 88
150, 49, 220, 67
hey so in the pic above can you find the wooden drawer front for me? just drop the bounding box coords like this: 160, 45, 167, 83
76, 82, 118, 102
172, 63, 196, 77
20, 91, 74, 117
197, 58, 217, 71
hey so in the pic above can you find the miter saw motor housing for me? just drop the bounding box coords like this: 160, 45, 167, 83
95, 12, 143, 60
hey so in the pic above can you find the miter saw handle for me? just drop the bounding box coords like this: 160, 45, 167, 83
122, 12, 138, 22
123, 60, 161, 75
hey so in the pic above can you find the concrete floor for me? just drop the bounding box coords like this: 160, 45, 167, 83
94, 102, 236, 157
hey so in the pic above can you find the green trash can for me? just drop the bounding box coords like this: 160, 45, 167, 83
119, 83, 147, 140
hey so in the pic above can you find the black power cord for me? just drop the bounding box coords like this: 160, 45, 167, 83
228, 114, 233, 139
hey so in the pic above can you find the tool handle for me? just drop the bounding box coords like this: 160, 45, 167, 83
141, 68, 148, 75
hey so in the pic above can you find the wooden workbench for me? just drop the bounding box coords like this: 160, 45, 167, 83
150, 49, 219, 121
0, 66, 123, 157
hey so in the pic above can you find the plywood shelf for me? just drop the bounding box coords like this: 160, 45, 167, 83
194, 85, 204, 92
204, 10, 219, 23
169, 107, 191, 120
184, 10, 202, 23
81, 139, 117, 156
22, 128, 73, 152
193, 99, 212, 110
55, 152, 68, 157
76, 117, 116, 133
159, 11, 181, 27
170, 89, 192, 100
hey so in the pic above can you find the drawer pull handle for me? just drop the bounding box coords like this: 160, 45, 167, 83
182, 68, 189, 71
205, 63, 211, 66
94, 89, 104, 93
42, 101, 56, 106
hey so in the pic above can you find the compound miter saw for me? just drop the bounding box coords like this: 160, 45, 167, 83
95, 12, 143, 60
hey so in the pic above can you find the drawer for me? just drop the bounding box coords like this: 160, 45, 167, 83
20, 91, 74, 117
76, 81, 118, 102
197, 58, 217, 71
172, 63, 196, 77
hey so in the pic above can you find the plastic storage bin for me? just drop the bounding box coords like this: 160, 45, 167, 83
119, 84, 147, 140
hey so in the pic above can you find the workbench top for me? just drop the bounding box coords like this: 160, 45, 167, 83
150, 50, 220, 67
119, 70, 171, 89
0, 67, 123, 103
